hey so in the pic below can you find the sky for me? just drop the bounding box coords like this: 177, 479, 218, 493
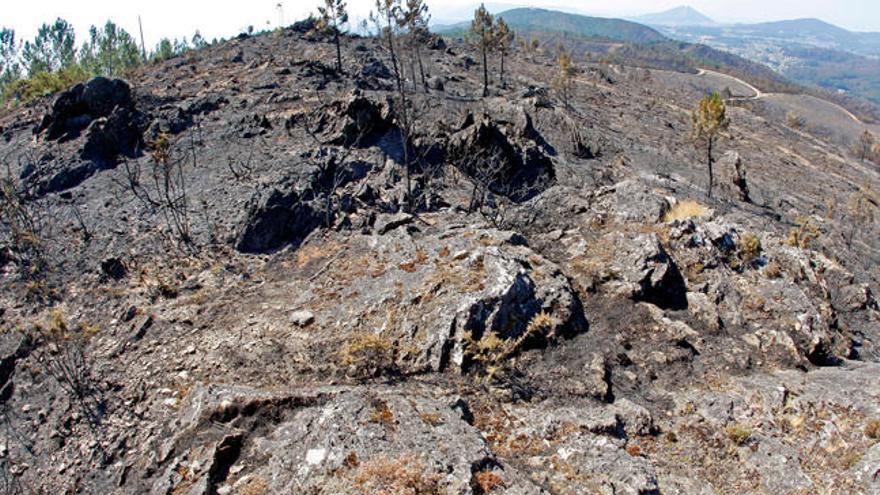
3, 0, 879, 53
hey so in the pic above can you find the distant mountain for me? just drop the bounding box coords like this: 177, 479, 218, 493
632, 6, 717, 27
438, 8, 667, 44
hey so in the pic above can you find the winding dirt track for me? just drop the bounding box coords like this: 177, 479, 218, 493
697, 68, 865, 125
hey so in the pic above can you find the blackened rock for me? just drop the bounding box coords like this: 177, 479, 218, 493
81, 77, 133, 117
717, 151, 752, 203
290, 17, 319, 34
146, 107, 193, 138
181, 94, 229, 116
375, 212, 413, 235
37, 77, 134, 141
597, 232, 688, 310
311, 93, 393, 147
43, 161, 100, 194
428, 76, 445, 91
426, 35, 447, 50
81, 106, 146, 162
101, 257, 128, 280
361, 59, 392, 80
448, 109, 555, 202
235, 188, 323, 253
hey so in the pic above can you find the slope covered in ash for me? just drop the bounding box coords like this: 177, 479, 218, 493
0, 21, 878, 494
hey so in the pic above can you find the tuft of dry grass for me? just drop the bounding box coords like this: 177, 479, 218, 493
352, 454, 443, 495
786, 217, 820, 249
662, 200, 710, 223
763, 261, 782, 279
474, 470, 504, 493
724, 423, 752, 445
736, 233, 762, 267
419, 412, 443, 426
526, 311, 556, 337
237, 476, 268, 495
368, 399, 395, 428
865, 419, 880, 440
337, 332, 396, 377
464, 310, 556, 377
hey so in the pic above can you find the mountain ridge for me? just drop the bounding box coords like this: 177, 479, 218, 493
631, 5, 718, 27
438, 7, 668, 44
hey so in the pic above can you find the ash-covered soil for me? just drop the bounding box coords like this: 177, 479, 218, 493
0, 22, 878, 494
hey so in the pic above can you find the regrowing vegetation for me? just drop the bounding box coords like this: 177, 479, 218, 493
692, 92, 729, 198
0, 19, 213, 106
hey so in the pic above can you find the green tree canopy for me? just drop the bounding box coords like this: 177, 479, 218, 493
471, 4, 494, 97
22, 18, 76, 75
0, 28, 21, 86
692, 92, 730, 198
79, 21, 141, 77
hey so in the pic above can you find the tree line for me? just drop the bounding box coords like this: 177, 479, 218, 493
0, 18, 211, 104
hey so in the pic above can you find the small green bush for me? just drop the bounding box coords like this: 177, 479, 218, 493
2, 65, 88, 104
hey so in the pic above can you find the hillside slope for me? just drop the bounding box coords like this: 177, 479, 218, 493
0, 22, 879, 494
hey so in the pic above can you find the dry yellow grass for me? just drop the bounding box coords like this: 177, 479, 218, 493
865, 419, 880, 439
236, 476, 268, 495
352, 454, 443, 495
526, 311, 555, 336
662, 200, 710, 222
337, 332, 396, 375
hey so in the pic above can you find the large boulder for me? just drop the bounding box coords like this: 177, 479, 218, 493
294, 92, 393, 147
28, 77, 147, 194
592, 179, 670, 223
571, 231, 688, 310
716, 151, 751, 202
447, 104, 556, 202
313, 225, 587, 374
37, 77, 135, 141
80, 106, 147, 161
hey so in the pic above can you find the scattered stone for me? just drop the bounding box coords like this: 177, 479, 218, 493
375, 212, 413, 235
290, 310, 314, 327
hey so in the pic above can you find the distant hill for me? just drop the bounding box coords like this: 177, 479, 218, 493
438, 7, 880, 122
632, 6, 717, 27
440, 8, 790, 91
655, 18, 880, 105
734, 18, 857, 43
439, 8, 667, 44
658, 18, 880, 58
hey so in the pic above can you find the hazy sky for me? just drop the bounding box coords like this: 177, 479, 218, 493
4, 1, 879, 52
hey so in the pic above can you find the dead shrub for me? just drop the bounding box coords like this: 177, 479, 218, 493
786, 217, 820, 249
763, 261, 782, 279
33, 308, 105, 424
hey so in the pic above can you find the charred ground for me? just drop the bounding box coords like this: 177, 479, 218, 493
0, 21, 879, 495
